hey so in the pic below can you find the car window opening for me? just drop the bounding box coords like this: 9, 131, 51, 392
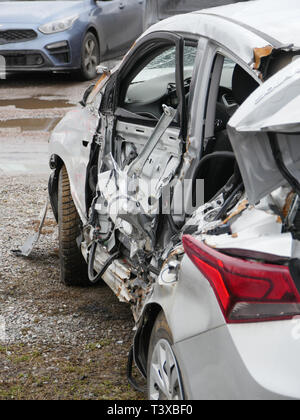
120, 43, 197, 122
194, 54, 259, 206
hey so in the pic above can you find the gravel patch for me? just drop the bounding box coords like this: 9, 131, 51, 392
0, 175, 144, 400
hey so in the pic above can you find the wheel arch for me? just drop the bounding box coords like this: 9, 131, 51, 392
133, 255, 226, 378
48, 154, 64, 223
85, 26, 101, 57
133, 302, 164, 378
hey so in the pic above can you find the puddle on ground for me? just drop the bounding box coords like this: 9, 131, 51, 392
0, 96, 74, 110
0, 95, 75, 132
0, 117, 61, 132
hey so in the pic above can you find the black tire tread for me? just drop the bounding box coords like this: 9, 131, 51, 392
58, 165, 89, 286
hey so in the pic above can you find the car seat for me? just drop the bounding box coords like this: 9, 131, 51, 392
198, 65, 259, 202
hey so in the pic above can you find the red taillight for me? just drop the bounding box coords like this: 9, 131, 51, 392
182, 235, 300, 323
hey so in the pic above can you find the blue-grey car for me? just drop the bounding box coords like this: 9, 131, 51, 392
143, 0, 249, 29
0, 0, 145, 79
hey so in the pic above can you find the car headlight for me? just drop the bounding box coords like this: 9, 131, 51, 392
39, 15, 79, 34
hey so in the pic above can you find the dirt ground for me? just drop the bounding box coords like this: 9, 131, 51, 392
0, 70, 145, 400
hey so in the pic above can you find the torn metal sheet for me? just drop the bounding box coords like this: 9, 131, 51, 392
12, 199, 49, 257
183, 184, 300, 260
81, 240, 151, 322
93, 105, 179, 259
253, 46, 274, 71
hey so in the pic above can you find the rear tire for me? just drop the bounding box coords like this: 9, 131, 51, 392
58, 165, 89, 286
79, 32, 100, 81
147, 311, 185, 400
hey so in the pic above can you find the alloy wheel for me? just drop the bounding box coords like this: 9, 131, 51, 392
83, 37, 98, 77
149, 339, 184, 400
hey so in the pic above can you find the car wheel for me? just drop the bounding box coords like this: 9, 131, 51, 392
58, 165, 89, 286
80, 32, 100, 81
147, 311, 185, 400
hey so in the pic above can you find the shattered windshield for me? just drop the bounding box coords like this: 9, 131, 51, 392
147, 46, 197, 70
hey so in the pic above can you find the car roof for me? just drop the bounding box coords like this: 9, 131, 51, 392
144, 0, 300, 66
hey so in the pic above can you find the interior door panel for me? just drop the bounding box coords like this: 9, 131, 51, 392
115, 120, 182, 188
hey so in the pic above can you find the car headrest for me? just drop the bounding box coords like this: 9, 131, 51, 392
232, 65, 259, 105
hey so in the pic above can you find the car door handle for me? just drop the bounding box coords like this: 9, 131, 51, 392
119, 2, 125, 9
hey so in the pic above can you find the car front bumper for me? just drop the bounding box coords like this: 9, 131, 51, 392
0, 24, 82, 73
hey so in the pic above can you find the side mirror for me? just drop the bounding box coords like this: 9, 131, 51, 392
80, 84, 95, 107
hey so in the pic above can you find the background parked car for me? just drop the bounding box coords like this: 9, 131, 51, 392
0, 0, 145, 80
143, 0, 249, 29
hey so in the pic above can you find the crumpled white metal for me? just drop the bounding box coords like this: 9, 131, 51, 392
229, 58, 300, 133
228, 58, 300, 204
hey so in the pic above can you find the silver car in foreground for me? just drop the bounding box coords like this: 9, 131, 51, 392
45, 0, 300, 399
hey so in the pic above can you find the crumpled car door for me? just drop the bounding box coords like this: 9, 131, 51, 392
94, 32, 188, 255
227, 58, 300, 205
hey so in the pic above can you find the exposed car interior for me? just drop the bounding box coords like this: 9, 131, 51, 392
120, 45, 196, 121
114, 45, 261, 217
194, 56, 260, 203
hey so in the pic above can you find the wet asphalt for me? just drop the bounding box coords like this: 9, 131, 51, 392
0, 73, 88, 176
0, 60, 118, 176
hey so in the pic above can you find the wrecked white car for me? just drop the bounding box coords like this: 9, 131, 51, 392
44, 0, 300, 399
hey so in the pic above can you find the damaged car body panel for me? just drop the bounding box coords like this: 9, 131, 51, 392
78, 31, 192, 320
49, 104, 100, 223
39, 0, 300, 400
228, 58, 300, 204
